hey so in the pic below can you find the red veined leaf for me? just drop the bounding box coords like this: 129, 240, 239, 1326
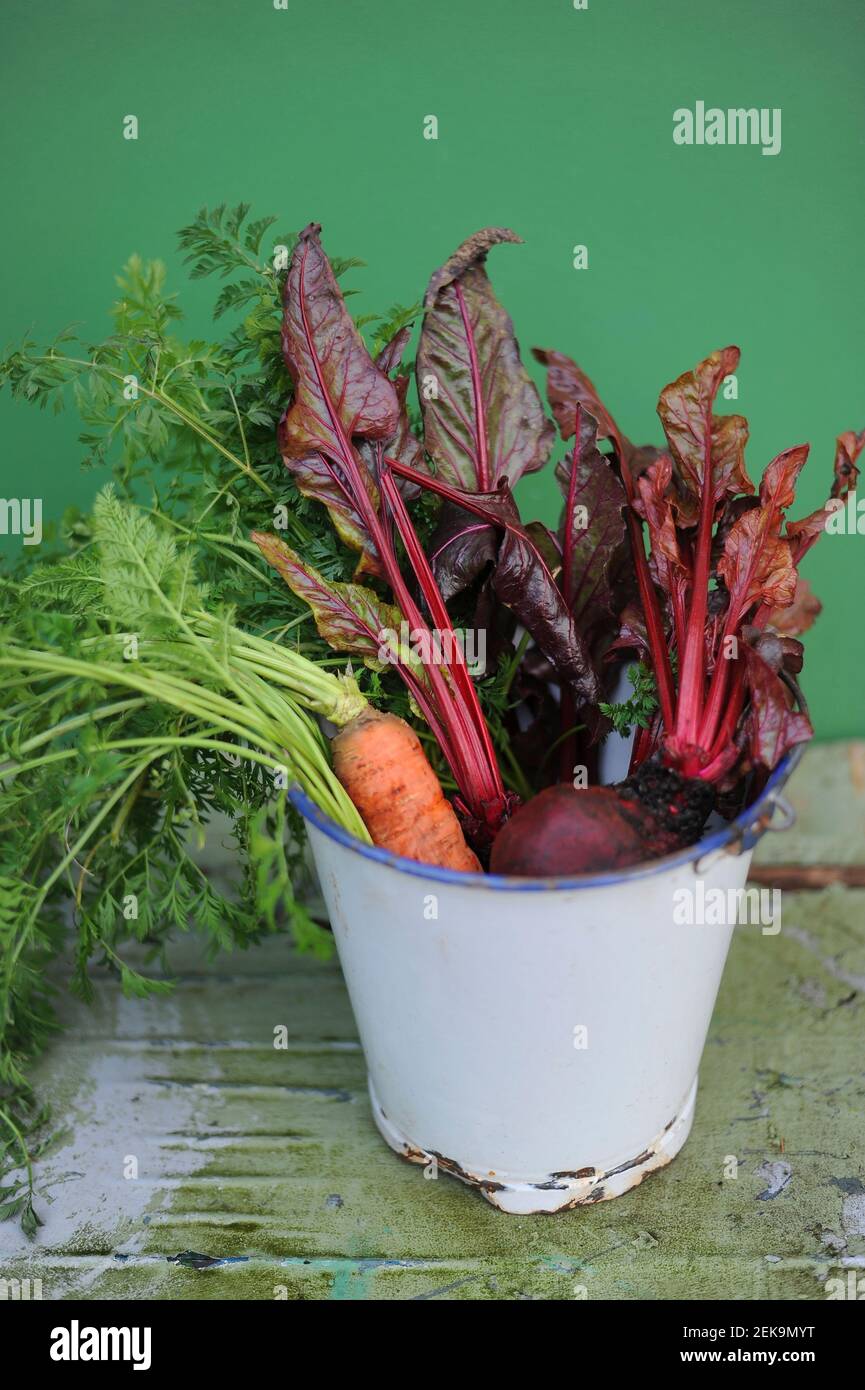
718, 508, 797, 625
250, 533, 405, 671
278, 438, 383, 578
706, 444, 807, 641
635, 456, 685, 575
633, 452, 690, 654
279, 224, 399, 575
417, 228, 555, 490
373, 332, 424, 482
282, 224, 399, 459
741, 642, 812, 770
758, 444, 809, 514
694, 445, 805, 767
661, 348, 751, 757
657, 346, 752, 511
533, 348, 676, 728
385, 456, 601, 709
428, 502, 499, 602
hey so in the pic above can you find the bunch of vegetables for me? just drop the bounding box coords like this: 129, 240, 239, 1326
0, 203, 861, 1228
247, 219, 860, 874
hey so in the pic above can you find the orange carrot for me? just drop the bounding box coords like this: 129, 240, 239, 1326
332, 709, 481, 872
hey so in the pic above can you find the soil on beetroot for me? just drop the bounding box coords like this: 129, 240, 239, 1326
490, 762, 717, 876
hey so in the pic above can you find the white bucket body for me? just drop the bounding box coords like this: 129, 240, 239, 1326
294, 758, 796, 1214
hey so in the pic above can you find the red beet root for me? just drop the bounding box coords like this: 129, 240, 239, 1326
490, 766, 715, 877
490, 786, 652, 876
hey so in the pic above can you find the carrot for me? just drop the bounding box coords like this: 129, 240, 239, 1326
332, 709, 481, 872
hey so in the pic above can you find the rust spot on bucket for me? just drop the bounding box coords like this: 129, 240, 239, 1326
430, 1150, 506, 1193
398, 1142, 506, 1192
603, 1148, 655, 1179
401, 1142, 429, 1164
392, 1111, 681, 1214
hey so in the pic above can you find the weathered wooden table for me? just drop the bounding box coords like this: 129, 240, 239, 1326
2, 743, 863, 1301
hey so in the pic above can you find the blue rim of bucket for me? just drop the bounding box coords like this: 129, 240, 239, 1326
289, 744, 803, 892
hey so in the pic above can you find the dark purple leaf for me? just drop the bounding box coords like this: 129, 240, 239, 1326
606, 602, 653, 662
428, 501, 499, 602
555, 408, 628, 635
494, 524, 601, 708
282, 225, 399, 458
532, 347, 664, 489
386, 457, 601, 708
523, 520, 562, 573
532, 347, 627, 456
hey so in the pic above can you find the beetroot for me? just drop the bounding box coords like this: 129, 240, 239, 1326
491, 785, 648, 875
490, 764, 714, 876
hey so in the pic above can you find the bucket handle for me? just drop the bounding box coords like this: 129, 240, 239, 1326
693, 791, 797, 875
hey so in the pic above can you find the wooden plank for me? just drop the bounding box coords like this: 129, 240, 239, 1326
749, 864, 865, 888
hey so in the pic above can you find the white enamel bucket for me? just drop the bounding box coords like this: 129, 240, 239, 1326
291, 750, 799, 1214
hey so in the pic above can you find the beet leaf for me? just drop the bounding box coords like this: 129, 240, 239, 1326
271, 225, 510, 838
418, 229, 554, 491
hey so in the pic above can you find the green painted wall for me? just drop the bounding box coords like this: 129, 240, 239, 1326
1, 0, 863, 735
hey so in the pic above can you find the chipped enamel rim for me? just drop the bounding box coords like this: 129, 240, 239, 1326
289, 745, 801, 892
369, 1075, 699, 1214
